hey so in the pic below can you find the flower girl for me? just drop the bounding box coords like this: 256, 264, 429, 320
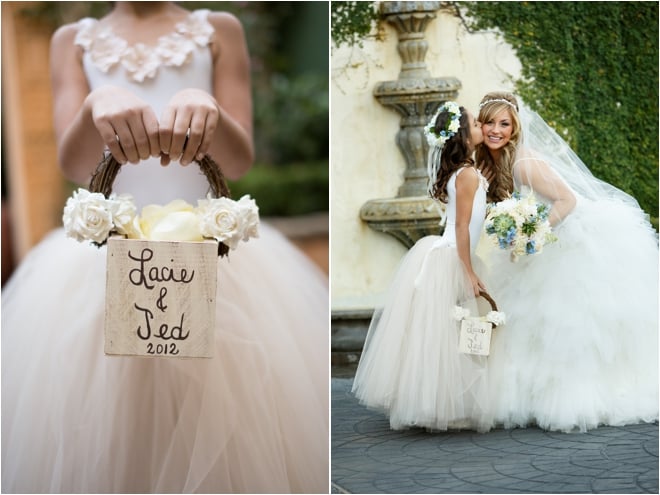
351, 102, 494, 432
2, 3, 328, 492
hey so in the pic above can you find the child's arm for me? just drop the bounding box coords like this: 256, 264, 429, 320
159, 13, 254, 180
455, 167, 486, 297
50, 24, 161, 184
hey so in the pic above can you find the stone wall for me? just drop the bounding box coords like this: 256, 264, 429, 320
331, 4, 521, 314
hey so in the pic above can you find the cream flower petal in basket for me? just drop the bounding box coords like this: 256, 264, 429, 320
147, 211, 204, 242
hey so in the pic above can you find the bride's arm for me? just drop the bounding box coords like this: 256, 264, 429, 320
455, 168, 485, 296
515, 153, 577, 226
50, 24, 161, 184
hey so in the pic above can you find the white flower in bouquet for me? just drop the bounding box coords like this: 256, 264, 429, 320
485, 191, 558, 262
63, 188, 114, 244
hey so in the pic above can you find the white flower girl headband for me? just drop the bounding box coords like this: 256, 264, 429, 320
424, 101, 462, 149
425, 101, 463, 197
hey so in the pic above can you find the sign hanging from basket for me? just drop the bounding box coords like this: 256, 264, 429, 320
454, 291, 506, 356
63, 153, 260, 358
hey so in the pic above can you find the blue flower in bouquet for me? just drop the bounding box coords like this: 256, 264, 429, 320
526, 240, 537, 255
485, 192, 558, 262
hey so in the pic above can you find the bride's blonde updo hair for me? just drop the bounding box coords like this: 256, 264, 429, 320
476, 91, 521, 202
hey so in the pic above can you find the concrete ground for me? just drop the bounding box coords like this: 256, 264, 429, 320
332, 377, 659, 494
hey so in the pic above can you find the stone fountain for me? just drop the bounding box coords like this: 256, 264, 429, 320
359, 1, 461, 247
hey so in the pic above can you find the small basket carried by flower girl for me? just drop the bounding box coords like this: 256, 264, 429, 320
454, 291, 506, 356
484, 191, 557, 262
63, 154, 259, 358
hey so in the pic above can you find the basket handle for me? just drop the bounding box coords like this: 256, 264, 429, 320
88, 153, 232, 257
89, 153, 231, 200
478, 290, 498, 312
478, 290, 500, 328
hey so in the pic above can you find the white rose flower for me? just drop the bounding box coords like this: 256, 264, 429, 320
453, 306, 470, 321
486, 311, 507, 326
108, 193, 138, 237
236, 195, 260, 241
62, 188, 114, 244
198, 197, 242, 249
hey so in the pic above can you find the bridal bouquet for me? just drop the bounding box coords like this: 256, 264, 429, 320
63, 188, 259, 250
484, 191, 557, 262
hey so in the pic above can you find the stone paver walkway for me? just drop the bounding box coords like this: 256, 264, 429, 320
332, 378, 659, 494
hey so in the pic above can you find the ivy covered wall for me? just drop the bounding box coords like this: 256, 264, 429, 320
462, 1, 658, 222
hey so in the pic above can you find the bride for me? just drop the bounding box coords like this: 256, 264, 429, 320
476, 91, 658, 433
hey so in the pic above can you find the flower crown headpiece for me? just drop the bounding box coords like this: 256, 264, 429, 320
478, 98, 518, 111
424, 101, 462, 148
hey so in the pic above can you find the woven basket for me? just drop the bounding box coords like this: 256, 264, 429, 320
458, 290, 500, 356
89, 153, 232, 257
94, 153, 229, 358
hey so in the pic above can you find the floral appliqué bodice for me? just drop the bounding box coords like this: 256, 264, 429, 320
74, 10, 213, 83
72, 10, 218, 207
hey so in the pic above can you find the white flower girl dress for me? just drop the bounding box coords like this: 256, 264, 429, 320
352, 167, 492, 432
2, 10, 328, 493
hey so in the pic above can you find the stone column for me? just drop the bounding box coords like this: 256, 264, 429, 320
360, 1, 461, 247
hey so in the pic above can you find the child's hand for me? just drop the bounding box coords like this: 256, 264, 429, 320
87, 86, 161, 164
468, 272, 486, 297
159, 89, 221, 166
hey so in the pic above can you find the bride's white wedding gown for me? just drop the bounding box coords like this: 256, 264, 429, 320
482, 143, 659, 433
2, 10, 328, 493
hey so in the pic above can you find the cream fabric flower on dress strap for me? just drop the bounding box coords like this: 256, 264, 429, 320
74, 10, 214, 83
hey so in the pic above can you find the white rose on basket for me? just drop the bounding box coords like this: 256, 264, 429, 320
108, 193, 141, 238
63, 187, 259, 252
236, 195, 260, 241
63, 188, 115, 244
197, 195, 260, 249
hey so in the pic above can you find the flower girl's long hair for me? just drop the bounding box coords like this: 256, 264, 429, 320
476, 91, 520, 202
430, 107, 474, 204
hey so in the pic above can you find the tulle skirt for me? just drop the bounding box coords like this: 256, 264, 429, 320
352, 235, 491, 432
2, 225, 329, 494
483, 197, 659, 433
